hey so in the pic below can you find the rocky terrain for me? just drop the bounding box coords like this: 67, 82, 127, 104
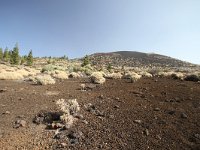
0, 76, 200, 149
88, 51, 199, 69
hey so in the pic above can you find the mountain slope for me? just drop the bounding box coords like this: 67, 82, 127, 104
88, 51, 197, 68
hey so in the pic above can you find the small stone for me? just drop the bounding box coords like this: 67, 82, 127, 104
60, 142, 67, 148
194, 134, 200, 139
2, 111, 10, 115
82, 120, 88, 124
144, 129, 149, 136
74, 113, 84, 120
114, 105, 120, 109
134, 120, 142, 124
18, 98, 24, 100
51, 123, 63, 129
167, 110, 176, 115
14, 119, 27, 128
115, 97, 120, 100
181, 113, 188, 119
99, 95, 104, 99
156, 135, 161, 140
108, 115, 114, 119
0, 89, 7, 93
154, 108, 160, 111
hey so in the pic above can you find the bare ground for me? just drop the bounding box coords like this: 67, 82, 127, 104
0, 77, 200, 150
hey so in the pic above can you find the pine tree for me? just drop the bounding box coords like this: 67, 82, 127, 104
10, 43, 20, 65
3, 47, 9, 62
107, 63, 112, 72
81, 55, 90, 67
27, 50, 33, 66
0, 48, 3, 60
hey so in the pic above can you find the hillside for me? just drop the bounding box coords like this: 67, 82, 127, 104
87, 51, 197, 68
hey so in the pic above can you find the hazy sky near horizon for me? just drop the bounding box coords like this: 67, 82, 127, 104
0, 0, 200, 64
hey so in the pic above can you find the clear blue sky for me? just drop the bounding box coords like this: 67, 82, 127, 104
0, 0, 200, 64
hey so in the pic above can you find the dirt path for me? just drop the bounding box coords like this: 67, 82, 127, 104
0, 77, 200, 149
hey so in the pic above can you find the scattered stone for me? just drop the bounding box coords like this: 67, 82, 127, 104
2, 111, 10, 115
154, 108, 160, 111
67, 130, 83, 144
134, 120, 142, 124
82, 120, 88, 124
59, 142, 67, 148
194, 134, 200, 140
51, 123, 64, 129
18, 97, 24, 101
144, 129, 149, 136
14, 119, 27, 128
167, 110, 176, 115
0, 89, 7, 93
115, 97, 120, 100
85, 103, 105, 117
108, 114, 114, 119
114, 105, 120, 109
73, 113, 84, 120
99, 95, 104, 99
156, 135, 162, 140
181, 113, 188, 119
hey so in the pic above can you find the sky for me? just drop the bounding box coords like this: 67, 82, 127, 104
0, 0, 200, 64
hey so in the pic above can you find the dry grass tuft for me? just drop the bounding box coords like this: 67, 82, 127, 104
123, 72, 142, 82
52, 71, 68, 80
35, 74, 56, 85
105, 72, 122, 79
90, 72, 106, 84
0, 71, 24, 80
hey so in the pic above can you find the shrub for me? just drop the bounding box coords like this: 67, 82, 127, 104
123, 72, 142, 82
90, 72, 106, 84
139, 71, 153, 78
68, 72, 81, 78
35, 74, 56, 85
56, 99, 80, 115
41, 64, 58, 73
52, 71, 68, 80
0, 71, 24, 80
105, 72, 122, 79
184, 74, 200, 82
56, 99, 80, 127
171, 72, 184, 80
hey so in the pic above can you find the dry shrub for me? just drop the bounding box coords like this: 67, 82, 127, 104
16, 69, 30, 77
0, 71, 24, 80
105, 72, 122, 79
90, 72, 106, 84
157, 71, 174, 77
56, 99, 80, 127
68, 72, 81, 78
123, 72, 142, 82
52, 71, 68, 80
171, 72, 184, 80
139, 71, 153, 78
35, 74, 56, 85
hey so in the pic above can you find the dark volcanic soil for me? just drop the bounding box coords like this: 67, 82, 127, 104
0, 77, 200, 150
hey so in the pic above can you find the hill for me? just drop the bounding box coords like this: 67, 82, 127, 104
87, 51, 197, 68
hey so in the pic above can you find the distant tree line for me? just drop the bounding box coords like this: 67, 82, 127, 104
0, 43, 33, 66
